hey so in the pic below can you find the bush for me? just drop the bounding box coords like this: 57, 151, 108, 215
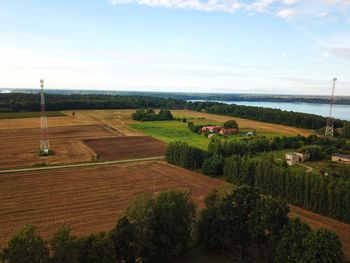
223, 119, 239, 129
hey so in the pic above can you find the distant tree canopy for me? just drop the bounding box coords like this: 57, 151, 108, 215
132, 108, 173, 121
1, 93, 345, 130
223, 119, 239, 129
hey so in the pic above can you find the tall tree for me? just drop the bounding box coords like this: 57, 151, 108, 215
303, 228, 345, 263
0, 225, 49, 263
50, 225, 78, 263
109, 216, 137, 263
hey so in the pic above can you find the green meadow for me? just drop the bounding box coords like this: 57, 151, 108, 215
129, 120, 210, 150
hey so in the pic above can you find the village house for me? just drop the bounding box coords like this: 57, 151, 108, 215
200, 126, 222, 134
331, 153, 350, 164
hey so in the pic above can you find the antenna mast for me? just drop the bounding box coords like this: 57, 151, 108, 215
325, 78, 337, 137
40, 79, 50, 154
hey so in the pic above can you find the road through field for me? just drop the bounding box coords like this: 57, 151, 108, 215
0, 156, 164, 174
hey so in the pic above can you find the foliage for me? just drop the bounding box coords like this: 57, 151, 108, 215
125, 190, 196, 262
201, 155, 224, 176
341, 122, 350, 139
223, 154, 350, 223
109, 217, 137, 263
76, 233, 116, 263
0, 225, 49, 263
197, 186, 260, 258
50, 225, 78, 263
153, 190, 196, 261
132, 108, 174, 122
166, 141, 206, 170
303, 228, 345, 263
274, 217, 311, 263
223, 119, 239, 129
298, 145, 325, 160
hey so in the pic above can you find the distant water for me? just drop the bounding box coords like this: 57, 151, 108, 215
0, 90, 11, 93
216, 101, 350, 121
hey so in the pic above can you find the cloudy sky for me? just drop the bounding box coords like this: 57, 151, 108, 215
0, 0, 349, 95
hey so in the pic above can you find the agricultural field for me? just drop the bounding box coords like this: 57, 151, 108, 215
84, 136, 167, 160
0, 161, 224, 247
0, 160, 349, 260
172, 110, 313, 137
0, 111, 65, 119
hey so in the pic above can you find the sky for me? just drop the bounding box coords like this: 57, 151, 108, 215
0, 0, 350, 95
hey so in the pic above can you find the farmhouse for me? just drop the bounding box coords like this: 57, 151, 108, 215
332, 153, 350, 164
200, 126, 222, 134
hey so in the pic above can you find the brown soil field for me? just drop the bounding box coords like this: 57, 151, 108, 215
0, 124, 119, 168
0, 160, 348, 259
0, 161, 223, 247
171, 109, 313, 136
84, 136, 167, 160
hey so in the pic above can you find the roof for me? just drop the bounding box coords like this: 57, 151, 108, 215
332, 153, 350, 159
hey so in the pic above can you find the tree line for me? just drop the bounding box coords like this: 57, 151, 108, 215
0, 187, 345, 263
165, 137, 350, 223
1, 93, 347, 131
132, 109, 173, 121
224, 154, 350, 223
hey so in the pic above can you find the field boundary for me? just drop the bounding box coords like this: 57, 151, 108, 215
0, 156, 165, 174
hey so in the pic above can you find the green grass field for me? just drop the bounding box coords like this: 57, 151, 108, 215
129, 121, 210, 150
0, 111, 65, 119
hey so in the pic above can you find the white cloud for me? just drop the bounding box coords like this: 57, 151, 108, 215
282, 0, 300, 5
276, 8, 297, 19
109, 0, 350, 22
110, 0, 242, 12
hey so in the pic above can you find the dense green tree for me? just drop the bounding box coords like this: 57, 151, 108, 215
223, 119, 239, 129
303, 228, 345, 263
202, 155, 224, 176
275, 217, 311, 263
298, 145, 325, 160
249, 196, 289, 244
50, 225, 78, 263
109, 216, 137, 263
125, 193, 157, 263
77, 233, 115, 263
153, 190, 196, 261
197, 186, 260, 261
165, 141, 205, 170
0, 225, 49, 263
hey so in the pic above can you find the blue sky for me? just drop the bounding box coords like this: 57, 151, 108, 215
0, 0, 349, 95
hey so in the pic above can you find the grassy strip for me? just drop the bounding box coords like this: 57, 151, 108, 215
0, 111, 65, 119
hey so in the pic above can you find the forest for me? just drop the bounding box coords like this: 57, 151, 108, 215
0, 187, 345, 263
1, 93, 346, 131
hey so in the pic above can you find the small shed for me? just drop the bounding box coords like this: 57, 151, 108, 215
332, 153, 350, 164
295, 152, 310, 162
285, 153, 300, 166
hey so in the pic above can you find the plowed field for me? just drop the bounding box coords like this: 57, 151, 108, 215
0, 161, 223, 246
84, 136, 167, 160
0, 124, 120, 168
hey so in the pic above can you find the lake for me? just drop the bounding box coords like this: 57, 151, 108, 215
204, 101, 350, 121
